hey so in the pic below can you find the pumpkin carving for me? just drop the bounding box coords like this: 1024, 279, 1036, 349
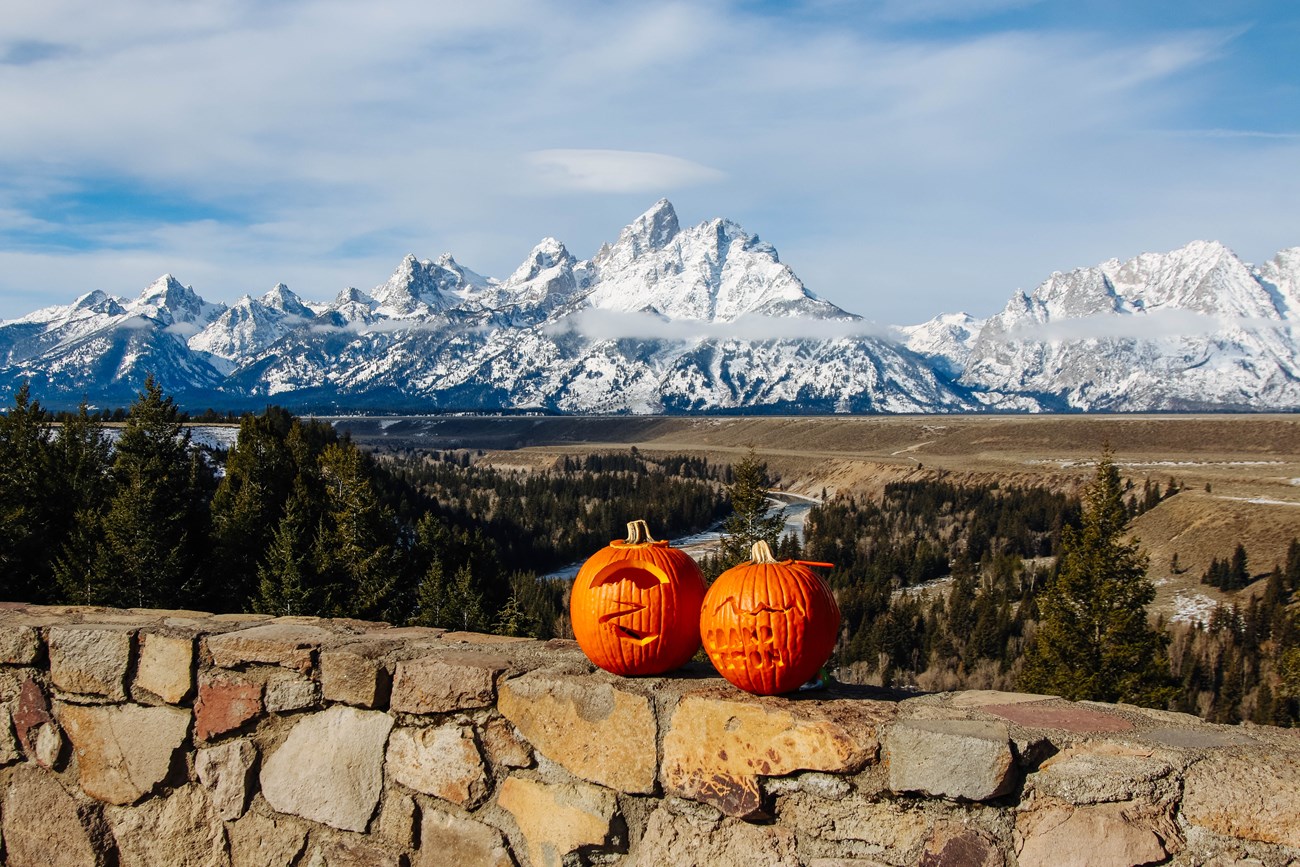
700, 541, 839, 695
570, 519, 707, 676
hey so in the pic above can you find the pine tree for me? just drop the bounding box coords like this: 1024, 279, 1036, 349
718, 449, 785, 568
51, 403, 113, 604
1018, 449, 1173, 705
255, 479, 316, 616
0, 383, 55, 602
91, 375, 213, 609
314, 441, 400, 621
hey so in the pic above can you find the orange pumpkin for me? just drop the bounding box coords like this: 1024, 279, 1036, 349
570, 519, 707, 676
700, 541, 839, 695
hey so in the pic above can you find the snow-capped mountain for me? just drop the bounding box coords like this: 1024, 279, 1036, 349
2, 201, 1298, 413
904, 240, 1300, 411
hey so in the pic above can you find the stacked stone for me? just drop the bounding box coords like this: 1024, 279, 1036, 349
1, 602, 1299, 867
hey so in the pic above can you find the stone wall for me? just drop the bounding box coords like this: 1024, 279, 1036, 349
2, 603, 1299, 867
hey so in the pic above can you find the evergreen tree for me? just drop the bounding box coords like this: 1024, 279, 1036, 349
91, 375, 213, 609
314, 442, 400, 620
255, 479, 317, 616
0, 383, 55, 602
718, 449, 785, 568
51, 403, 113, 605
411, 557, 449, 628
1018, 449, 1172, 705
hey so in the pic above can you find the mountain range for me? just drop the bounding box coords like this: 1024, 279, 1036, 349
2, 200, 1297, 413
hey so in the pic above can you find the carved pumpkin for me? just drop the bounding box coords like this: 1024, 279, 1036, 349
570, 519, 707, 676
700, 541, 839, 695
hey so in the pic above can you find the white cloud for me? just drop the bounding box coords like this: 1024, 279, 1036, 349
544, 307, 890, 342
527, 149, 725, 194
1001, 309, 1289, 342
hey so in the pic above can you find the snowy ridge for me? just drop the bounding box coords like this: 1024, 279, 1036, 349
2, 202, 1298, 413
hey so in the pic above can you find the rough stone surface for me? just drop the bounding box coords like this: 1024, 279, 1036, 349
389, 653, 505, 714
983, 702, 1134, 733
303, 839, 402, 867
1182, 751, 1300, 847
196, 739, 258, 820
134, 632, 195, 703
106, 783, 228, 867
260, 704, 394, 832
263, 670, 321, 713
480, 715, 533, 769
228, 809, 308, 867
919, 823, 1005, 867
946, 690, 1052, 708
1015, 800, 1170, 867
195, 672, 263, 741
497, 775, 617, 867
57, 702, 191, 805
320, 642, 392, 709
626, 806, 799, 867
661, 690, 886, 817
386, 723, 489, 806
886, 719, 1015, 801
13, 676, 53, 756
35, 718, 67, 769
1031, 744, 1175, 805
415, 809, 515, 867
376, 789, 417, 850
48, 625, 133, 699
0, 622, 41, 664
499, 671, 656, 793
207, 623, 334, 672
2, 765, 106, 867
0, 708, 21, 765
779, 790, 931, 857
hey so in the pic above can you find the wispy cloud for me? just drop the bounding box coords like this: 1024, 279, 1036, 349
1001, 309, 1292, 342
527, 150, 725, 194
544, 308, 889, 342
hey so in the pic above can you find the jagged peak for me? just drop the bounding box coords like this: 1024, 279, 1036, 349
507, 237, 574, 285
615, 199, 680, 256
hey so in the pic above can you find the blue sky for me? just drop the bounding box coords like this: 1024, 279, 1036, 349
1, 0, 1297, 325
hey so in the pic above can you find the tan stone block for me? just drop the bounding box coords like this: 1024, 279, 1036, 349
660, 689, 887, 817
1182, 750, 1300, 848
195, 672, 263, 741
497, 776, 616, 867
1031, 743, 1174, 805
320, 642, 392, 709
49, 625, 134, 699
135, 632, 195, 703
386, 724, 488, 806
0, 622, 41, 664
196, 739, 258, 820
415, 809, 514, 867
389, 653, 506, 714
228, 809, 308, 867
779, 790, 930, 855
2, 765, 108, 867
480, 716, 533, 769
260, 705, 394, 832
1, 707, 21, 766
498, 671, 656, 793
376, 789, 417, 850
1016, 801, 1169, 867
105, 784, 227, 867
206, 623, 334, 672
885, 719, 1015, 801
625, 805, 798, 867
57, 702, 191, 805
303, 838, 402, 867
263, 669, 321, 713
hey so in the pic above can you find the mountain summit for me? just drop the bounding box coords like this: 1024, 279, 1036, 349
1, 203, 1297, 413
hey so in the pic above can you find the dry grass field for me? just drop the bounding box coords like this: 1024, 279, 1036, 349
461, 413, 1300, 622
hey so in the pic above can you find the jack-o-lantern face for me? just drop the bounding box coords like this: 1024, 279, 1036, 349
700, 541, 839, 695
571, 521, 706, 676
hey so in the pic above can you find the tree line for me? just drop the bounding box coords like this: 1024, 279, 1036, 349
0, 380, 726, 638
798, 456, 1300, 726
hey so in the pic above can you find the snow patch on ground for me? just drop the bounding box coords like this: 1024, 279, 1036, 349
1170, 591, 1219, 626
1215, 495, 1300, 508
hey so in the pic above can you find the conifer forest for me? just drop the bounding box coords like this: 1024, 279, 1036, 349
2, 381, 1298, 727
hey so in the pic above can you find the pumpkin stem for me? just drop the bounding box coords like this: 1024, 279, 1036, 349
749, 540, 779, 564
625, 520, 658, 544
